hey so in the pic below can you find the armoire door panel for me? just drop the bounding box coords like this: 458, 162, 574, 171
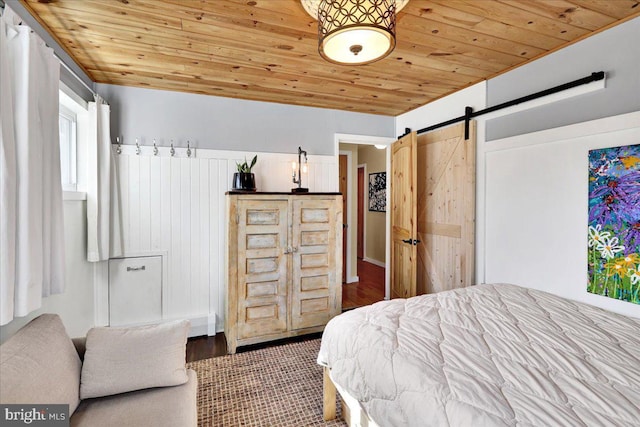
246, 209, 281, 225
301, 296, 329, 314
298, 290, 332, 329
237, 199, 288, 340
246, 257, 279, 274
300, 274, 329, 291
291, 199, 340, 330
301, 230, 330, 246
238, 293, 287, 339
246, 304, 277, 320
301, 208, 330, 224
300, 253, 329, 268
245, 281, 278, 299
246, 233, 279, 249
241, 298, 288, 338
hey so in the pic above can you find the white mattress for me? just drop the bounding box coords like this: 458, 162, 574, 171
317, 284, 640, 426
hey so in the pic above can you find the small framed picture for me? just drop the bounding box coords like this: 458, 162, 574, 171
368, 172, 386, 212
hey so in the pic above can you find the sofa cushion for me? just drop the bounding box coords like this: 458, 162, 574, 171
0, 314, 82, 413
72, 368, 197, 427
80, 320, 189, 399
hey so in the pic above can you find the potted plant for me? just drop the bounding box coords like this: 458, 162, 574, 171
232, 155, 257, 191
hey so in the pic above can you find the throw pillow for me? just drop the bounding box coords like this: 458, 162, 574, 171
80, 319, 189, 399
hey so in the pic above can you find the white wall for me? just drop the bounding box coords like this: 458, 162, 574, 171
106, 145, 337, 333
97, 84, 395, 156
486, 16, 640, 141
481, 112, 640, 318
358, 145, 386, 264
0, 201, 95, 343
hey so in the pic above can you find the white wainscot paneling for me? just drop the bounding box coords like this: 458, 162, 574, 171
480, 111, 640, 318
112, 146, 338, 334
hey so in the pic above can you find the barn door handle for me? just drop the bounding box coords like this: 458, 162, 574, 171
402, 238, 421, 245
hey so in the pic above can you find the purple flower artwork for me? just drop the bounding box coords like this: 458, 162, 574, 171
588, 144, 640, 304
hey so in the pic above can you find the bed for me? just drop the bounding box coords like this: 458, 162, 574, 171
317, 283, 640, 426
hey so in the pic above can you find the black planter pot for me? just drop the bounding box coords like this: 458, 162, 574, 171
232, 172, 256, 191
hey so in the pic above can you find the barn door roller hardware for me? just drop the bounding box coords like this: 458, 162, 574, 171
399, 71, 606, 140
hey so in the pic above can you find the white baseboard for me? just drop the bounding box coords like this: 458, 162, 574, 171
363, 257, 385, 268
346, 276, 359, 284
207, 313, 217, 336
122, 314, 215, 337
105, 313, 215, 338
187, 314, 217, 337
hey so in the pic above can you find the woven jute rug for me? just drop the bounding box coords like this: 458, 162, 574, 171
187, 338, 346, 427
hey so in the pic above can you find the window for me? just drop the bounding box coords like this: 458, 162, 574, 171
59, 104, 77, 192
59, 84, 89, 197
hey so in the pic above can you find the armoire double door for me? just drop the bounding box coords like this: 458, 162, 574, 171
226, 193, 342, 353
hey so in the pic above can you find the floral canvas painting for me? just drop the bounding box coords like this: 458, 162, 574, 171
588, 144, 640, 304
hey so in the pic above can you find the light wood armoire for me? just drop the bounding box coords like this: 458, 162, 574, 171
225, 192, 342, 353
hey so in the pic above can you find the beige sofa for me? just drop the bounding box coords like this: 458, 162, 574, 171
0, 314, 197, 426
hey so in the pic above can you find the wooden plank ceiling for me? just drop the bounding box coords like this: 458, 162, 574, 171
22, 0, 640, 116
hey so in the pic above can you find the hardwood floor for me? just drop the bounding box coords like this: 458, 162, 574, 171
186, 332, 323, 362
187, 260, 385, 362
342, 259, 385, 310
186, 334, 228, 362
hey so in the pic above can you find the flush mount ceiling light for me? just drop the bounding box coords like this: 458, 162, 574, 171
302, 0, 408, 65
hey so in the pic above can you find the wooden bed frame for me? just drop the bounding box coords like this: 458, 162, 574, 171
323, 367, 378, 427
323, 368, 337, 421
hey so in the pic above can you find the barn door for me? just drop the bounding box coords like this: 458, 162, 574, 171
390, 132, 417, 299
416, 122, 475, 294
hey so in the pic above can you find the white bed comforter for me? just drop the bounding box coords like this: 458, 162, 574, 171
317, 284, 640, 426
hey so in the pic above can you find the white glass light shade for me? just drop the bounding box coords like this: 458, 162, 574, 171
303, 0, 408, 65
321, 26, 393, 65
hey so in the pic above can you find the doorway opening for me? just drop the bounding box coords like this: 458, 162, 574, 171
336, 134, 394, 310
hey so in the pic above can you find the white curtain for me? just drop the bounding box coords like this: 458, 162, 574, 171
87, 95, 122, 261
0, 7, 65, 325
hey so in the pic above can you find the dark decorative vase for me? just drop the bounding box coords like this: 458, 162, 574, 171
232, 173, 256, 191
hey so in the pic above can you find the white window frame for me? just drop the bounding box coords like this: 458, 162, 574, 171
59, 83, 89, 200
59, 103, 77, 192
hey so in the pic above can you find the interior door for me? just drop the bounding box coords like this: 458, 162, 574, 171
339, 155, 348, 283
390, 132, 417, 299
416, 122, 475, 294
